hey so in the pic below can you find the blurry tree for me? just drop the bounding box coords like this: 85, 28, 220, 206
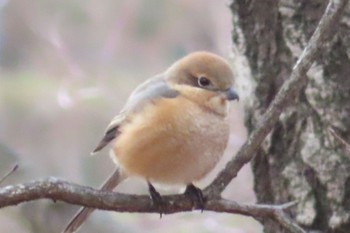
230, 1, 350, 232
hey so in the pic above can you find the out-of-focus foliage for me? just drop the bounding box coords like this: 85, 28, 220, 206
0, 0, 261, 232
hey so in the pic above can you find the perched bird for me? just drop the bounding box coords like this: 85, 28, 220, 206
63, 51, 239, 233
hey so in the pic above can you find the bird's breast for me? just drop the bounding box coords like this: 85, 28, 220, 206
113, 96, 230, 185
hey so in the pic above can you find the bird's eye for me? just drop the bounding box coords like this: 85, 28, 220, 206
198, 77, 211, 87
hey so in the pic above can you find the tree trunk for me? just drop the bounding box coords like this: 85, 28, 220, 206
230, 1, 350, 232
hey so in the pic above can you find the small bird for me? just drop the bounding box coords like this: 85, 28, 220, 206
63, 51, 239, 233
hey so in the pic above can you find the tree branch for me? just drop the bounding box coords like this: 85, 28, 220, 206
206, 0, 349, 195
0, 177, 304, 233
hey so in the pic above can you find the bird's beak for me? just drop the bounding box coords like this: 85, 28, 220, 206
225, 87, 239, 101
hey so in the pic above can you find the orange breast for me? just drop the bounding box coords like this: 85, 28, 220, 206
113, 95, 230, 185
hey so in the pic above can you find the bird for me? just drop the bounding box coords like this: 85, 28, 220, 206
63, 51, 239, 233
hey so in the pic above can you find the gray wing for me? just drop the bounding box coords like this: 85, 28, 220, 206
92, 74, 179, 153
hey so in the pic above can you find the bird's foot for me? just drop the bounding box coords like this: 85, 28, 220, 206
184, 183, 205, 212
148, 182, 165, 218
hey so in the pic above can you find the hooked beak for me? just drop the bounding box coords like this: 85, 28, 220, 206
225, 87, 239, 101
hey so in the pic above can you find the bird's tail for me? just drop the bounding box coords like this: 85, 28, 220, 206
62, 167, 126, 233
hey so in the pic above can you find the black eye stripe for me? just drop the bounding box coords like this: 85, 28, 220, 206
188, 74, 201, 87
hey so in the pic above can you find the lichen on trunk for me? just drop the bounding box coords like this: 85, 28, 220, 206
230, 0, 350, 232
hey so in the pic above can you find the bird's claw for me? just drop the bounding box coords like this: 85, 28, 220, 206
148, 182, 165, 218
184, 184, 205, 212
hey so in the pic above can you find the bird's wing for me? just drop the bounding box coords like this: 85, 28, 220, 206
92, 74, 179, 153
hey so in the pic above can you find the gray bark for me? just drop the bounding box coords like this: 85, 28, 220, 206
230, 1, 350, 232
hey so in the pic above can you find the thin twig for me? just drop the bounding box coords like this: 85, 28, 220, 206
0, 164, 19, 185
205, 0, 349, 196
328, 127, 350, 152
277, 200, 299, 210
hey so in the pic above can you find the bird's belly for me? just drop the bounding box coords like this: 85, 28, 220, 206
113, 97, 230, 185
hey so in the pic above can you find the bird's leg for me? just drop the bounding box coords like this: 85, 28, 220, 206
147, 182, 165, 217
184, 183, 205, 212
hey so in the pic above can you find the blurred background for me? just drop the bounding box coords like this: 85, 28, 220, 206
0, 0, 261, 232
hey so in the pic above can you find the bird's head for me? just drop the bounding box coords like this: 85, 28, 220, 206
166, 51, 239, 102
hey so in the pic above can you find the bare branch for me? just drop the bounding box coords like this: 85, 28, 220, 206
206, 0, 349, 195
0, 178, 304, 233
0, 164, 19, 185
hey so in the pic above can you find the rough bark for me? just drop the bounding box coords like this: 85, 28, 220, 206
0, 178, 305, 233
230, 1, 350, 232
